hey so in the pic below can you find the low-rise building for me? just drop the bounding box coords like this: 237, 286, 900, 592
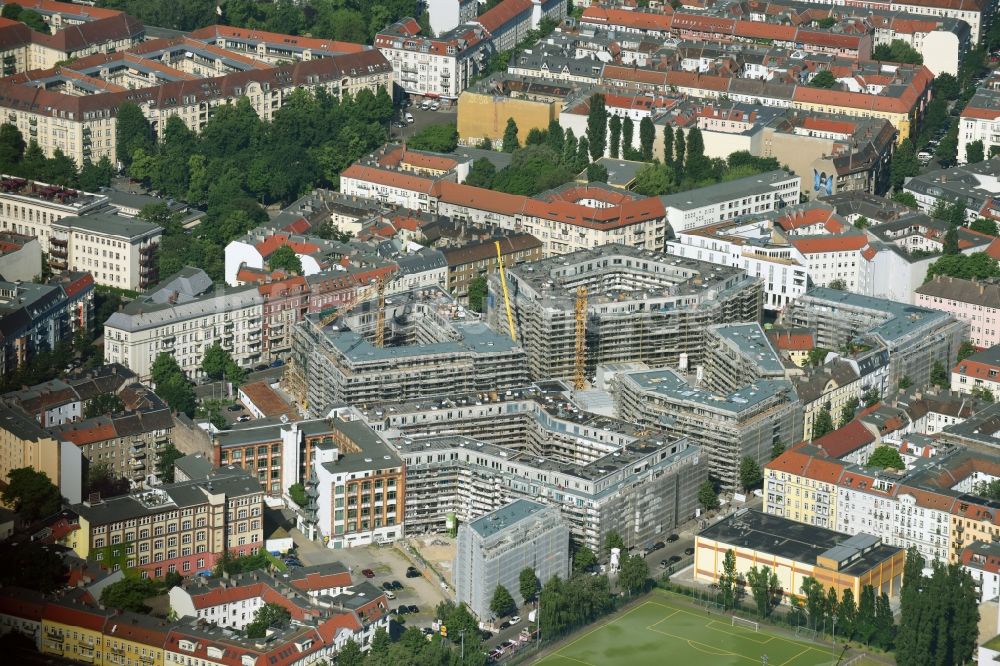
694, 509, 905, 602
660, 170, 801, 232
960, 540, 1000, 602
454, 500, 569, 620
952, 345, 1000, 397
0, 405, 82, 504
441, 233, 542, 301
904, 158, 1000, 222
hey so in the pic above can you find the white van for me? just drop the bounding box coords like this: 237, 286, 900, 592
405, 112, 414, 123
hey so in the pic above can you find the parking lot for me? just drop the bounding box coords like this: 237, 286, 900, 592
390, 98, 456, 142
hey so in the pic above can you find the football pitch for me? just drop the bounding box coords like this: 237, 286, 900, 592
534, 590, 837, 666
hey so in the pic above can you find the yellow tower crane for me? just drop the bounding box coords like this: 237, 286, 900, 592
574, 285, 587, 391
495, 240, 517, 342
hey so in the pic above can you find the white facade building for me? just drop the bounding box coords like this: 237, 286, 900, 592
0, 178, 109, 252
49, 213, 162, 291
661, 171, 801, 232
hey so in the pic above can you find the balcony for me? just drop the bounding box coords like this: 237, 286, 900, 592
130, 458, 145, 469
50, 236, 68, 247
49, 257, 68, 270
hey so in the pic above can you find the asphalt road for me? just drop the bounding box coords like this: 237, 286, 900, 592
390, 103, 457, 142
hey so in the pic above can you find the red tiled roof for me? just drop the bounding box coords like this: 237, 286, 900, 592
43, 602, 108, 632
581, 6, 673, 31
239, 381, 293, 417
768, 331, 815, 351
189, 24, 367, 55
800, 117, 858, 135
439, 181, 528, 216
789, 235, 870, 254
340, 164, 440, 195
289, 571, 353, 593
477, 0, 534, 33
811, 419, 875, 458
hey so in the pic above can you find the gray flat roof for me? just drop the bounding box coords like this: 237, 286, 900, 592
660, 170, 795, 211
800, 287, 953, 344
53, 212, 161, 240
708, 323, 784, 375
623, 368, 794, 414
468, 499, 549, 539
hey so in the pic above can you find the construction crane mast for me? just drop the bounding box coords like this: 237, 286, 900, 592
574, 286, 587, 390
495, 240, 517, 342
374, 278, 386, 348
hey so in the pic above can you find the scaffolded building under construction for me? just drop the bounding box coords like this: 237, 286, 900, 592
487, 244, 764, 382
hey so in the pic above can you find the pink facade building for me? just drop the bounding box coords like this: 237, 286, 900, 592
915, 276, 999, 349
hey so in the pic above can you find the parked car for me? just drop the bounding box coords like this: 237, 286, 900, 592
396, 605, 409, 615
405, 112, 414, 123
653, 541, 666, 550
382, 582, 393, 591
394, 121, 407, 128
668, 555, 682, 564
408, 605, 419, 613
385, 591, 396, 600
361, 568, 375, 578
510, 616, 521, 625
684, 547, 695, 556
270, 359, 284, 368
390, 580, 403, 590
422, 627, 434, 635
227, 405, 243, 412
659, 559, 670, 569
405, 567, 421, 578
430, 101, 440, 110
479, 630, 493, 640
666, 534, 679, 542
499, 620, 511, 630
236, 415, 251, 422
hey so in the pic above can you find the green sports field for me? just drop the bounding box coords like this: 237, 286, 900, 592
534, 590, 837, 666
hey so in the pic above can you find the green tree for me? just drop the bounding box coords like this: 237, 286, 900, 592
943, 224, 960, 255
2, 467, 61, 520
155, 442, 184, 484
573, 546, 596, 572
895, 547, 925, 663
545, 119, 564, 155
201, 342, 231, 381
738, 456, 762, 491
958, 340, 978, 361
502, 118, 520, 153
971, 217, 998, 235
525, 128, 546, 146
893, 191, 918, 208
810, 70, 837, 88
930, 360, 949, 388
746, 565, 778, 618
801, 576, 826, 630
0, 540, 65, 592
935, 73, 961, 101
336, 640, 363, 666
874, 591, 895, 651
899, 376, 913, 391
408, 123, 458, 153
698, 480, 719, 511
837, 588, 857, 640
632, 162, 674, 196
674, 128, 686, 172
638, 117, 655, 161
100, 576, 163, 613
685, 127, 708, 180
0, 122, 25, 169
267, 245, 302, 274
465, 159, 496, 188
586, 94, 608, 160
609, 115, 622, 158
856, 585, 877, 645
839, 396, 860, 428
811, 407, 835, 440
936, 123, 959, 167
519, 567, 539, 603
861, 387, 880, 408
78, 155, 115, 191
972, 386, 996, 402
873, 39, 923, 65
967, 139, 986, 164
576, 137, 590, 173
662, 124, 674, 168
84, 392, 125, 418
467, 275, 487, 313
771, 441, 786, 460
854, 215, 870, 229
621, 117, 634, 159
891, 138, 920, 191
618, 553, 648, 596
586, 161, 608, 183
288, 483, 308, 506
245, 602, 291, 638
490, 584, 515, 618
85, 462, 129, 500
719, 549, 737, 609
116, 101, 154, 169
604, 531, 625, 555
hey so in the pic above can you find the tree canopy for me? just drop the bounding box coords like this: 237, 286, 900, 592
873, 39, 924, 65
2, 467, 61, 520
408, 123, 458, 153
151, 353, 197, 416
867, 445, 905, 470
738, 456, 762, 491
100, 576, 164, 613
809, 71, 837, 88
490, 584, 515, 618
267, 245, 302, 274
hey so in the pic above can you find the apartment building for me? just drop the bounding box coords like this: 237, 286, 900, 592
71, 467, 264, 578
441, 233, 542, 300
454, 500, 569, 620
375, 19, 491, 99
702, 323, 787, 395
959, 88, 1000, 164
783, 287, 969, 391
0, 405, 82, 504
916, 276, 1000, 349
48, 384, 172, 486
904, 158, 1000, 222
0, 177, 111, 253
49, 212, 161, 291
791, 360, 864, 437
290, 287, 528, 412
0, 271, 93, 377
0, 231, 40, 282
188, 24, 369, 64
660, 170, 801, 232
952, 346, 1000, 396
491, 245, 763, 381
40, 598, 110, 665
103, 267, 264, 381
615, 369, 803, 490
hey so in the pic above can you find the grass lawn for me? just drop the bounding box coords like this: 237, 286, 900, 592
534, 589, 838, 666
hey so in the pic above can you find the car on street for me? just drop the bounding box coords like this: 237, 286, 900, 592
479, 630, 493, 640
394, 121, 406, 128
405, 112, 414, 123
253, 364, 268, 371
668, 555, 682, 564
361, 568, 375, 578
430, 101, 440, 110
236, 415, 251, 422
666, 534, 679, 542
659, 559, 671, 569
499, 621, 511, 630
405, 567, 421, 578
408, 605, 419, 613
270, 359, 284, 368
684, 547, 695, 556
510, 616, 521, 625
227, 405, 243, 412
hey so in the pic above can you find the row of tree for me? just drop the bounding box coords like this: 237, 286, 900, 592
0, 124, 115, 191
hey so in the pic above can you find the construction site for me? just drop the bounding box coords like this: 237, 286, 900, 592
288, 285, 529, 412
487, 244, 764, 382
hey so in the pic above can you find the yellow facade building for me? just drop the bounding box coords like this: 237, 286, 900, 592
103, 612, 169, 666
41, 601, 109, 664
457, 89, 560, 145
695, 509, 906, 602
